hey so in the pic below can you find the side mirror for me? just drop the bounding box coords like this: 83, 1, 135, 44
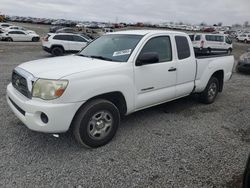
136, 52, 159, 66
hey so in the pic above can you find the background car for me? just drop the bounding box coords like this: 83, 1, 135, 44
49, 26, 64, 33
1, 30, 40, 42
191, 33, 233, 54
55, 27, 76, 33
237, 34, 250, 43
237, 48, 250, 73
42, 33, 91, 56
4, 26, 36, 34
0, 23, 12, 29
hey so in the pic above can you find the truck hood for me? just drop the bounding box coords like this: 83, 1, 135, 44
18, 55, 121, 79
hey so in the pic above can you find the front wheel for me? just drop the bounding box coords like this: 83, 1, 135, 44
73, 99, 120, 148
199, 77, 219, 104
32, 37, 39, 42
207, 48, 212, 54
227, 48, 232, 54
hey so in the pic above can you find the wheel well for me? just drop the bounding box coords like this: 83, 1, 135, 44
90, 92, 127, 115
211, 70, 224, 92
51, 45, 64, 51
69, 92, 127, 132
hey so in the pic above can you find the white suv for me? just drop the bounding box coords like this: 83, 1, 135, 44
190, 33, 233, 54
237, 34, 250, 43
42, 33, 91, 56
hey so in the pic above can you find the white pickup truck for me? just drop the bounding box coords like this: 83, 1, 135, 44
7, 30, 234, 148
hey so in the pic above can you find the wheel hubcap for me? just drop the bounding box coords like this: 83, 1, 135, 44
208, 83, 217, 99
87, 111, 113, 140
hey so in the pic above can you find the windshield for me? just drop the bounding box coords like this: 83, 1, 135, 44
78, 34, 143, 62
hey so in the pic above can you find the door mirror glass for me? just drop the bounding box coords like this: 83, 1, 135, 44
136, 52, 159, 66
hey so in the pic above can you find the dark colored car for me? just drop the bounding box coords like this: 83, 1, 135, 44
243, 154, 250, 188
237, 49, 250, 73
202, 27, 216, 32
49, 26, 64, 33
55, 27, 76, 33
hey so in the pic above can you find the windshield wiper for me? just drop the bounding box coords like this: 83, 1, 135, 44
77, 54, 91, 58
89, 55, 114, 61
77, 54, 122, 62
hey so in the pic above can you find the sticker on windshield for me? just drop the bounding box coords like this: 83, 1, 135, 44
113, 49, 132, 57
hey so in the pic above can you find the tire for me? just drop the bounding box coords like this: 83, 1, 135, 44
6, 37, 13, 42
244, 39, 248, 44
199, 77, 219, 104
32, 37, 39, 42
227, 48, 232, 54
51, 46, 64, 56
243, 155, 250, 188
207, 48, 212, 54
73, 99, 120, 148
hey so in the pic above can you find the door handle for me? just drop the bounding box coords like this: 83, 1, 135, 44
168, 67, 177, 72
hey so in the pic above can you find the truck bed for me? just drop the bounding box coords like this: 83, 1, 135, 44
194, 54, 234, 93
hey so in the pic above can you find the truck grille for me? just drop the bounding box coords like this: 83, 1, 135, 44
12, 71, 31, 98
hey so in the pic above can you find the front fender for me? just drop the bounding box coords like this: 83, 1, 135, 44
60, 67, 135, 113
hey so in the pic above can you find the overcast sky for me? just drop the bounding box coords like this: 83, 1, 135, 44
1, 0, 249, 25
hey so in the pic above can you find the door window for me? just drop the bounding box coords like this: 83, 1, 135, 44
15, 31, 26, 35
226, 37, 232, 44
138, 36, 172, 63
194, 35, 201, 41
53, 35, 74, 41
73, 35, 87, 42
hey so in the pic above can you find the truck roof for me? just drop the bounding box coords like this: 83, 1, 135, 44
109, 30, 186, 36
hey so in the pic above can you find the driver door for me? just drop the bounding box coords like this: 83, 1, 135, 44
134, 35, 177, 110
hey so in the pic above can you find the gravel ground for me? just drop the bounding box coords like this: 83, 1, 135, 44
0, 24, 250, 187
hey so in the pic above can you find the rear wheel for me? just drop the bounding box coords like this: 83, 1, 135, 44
73, 99, 120, 148
32, 37, 39, 42
244, 39, 248, 44
51, 46, 64, 56
6, 37, 13, 42
199, 77, 219, 104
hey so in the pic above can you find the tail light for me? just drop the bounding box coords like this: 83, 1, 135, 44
200, 40, 204, 48
43, 34, 50, 41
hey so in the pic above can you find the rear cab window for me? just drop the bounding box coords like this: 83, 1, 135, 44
175, 36, 191, 60
189, 35, 194, 41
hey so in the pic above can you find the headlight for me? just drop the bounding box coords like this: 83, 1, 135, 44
32, 79, 68, 100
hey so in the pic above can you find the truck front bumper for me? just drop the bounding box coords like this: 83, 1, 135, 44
6, 83, 84, 133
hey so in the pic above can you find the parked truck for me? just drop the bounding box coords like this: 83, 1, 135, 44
7, 30, 234, 148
